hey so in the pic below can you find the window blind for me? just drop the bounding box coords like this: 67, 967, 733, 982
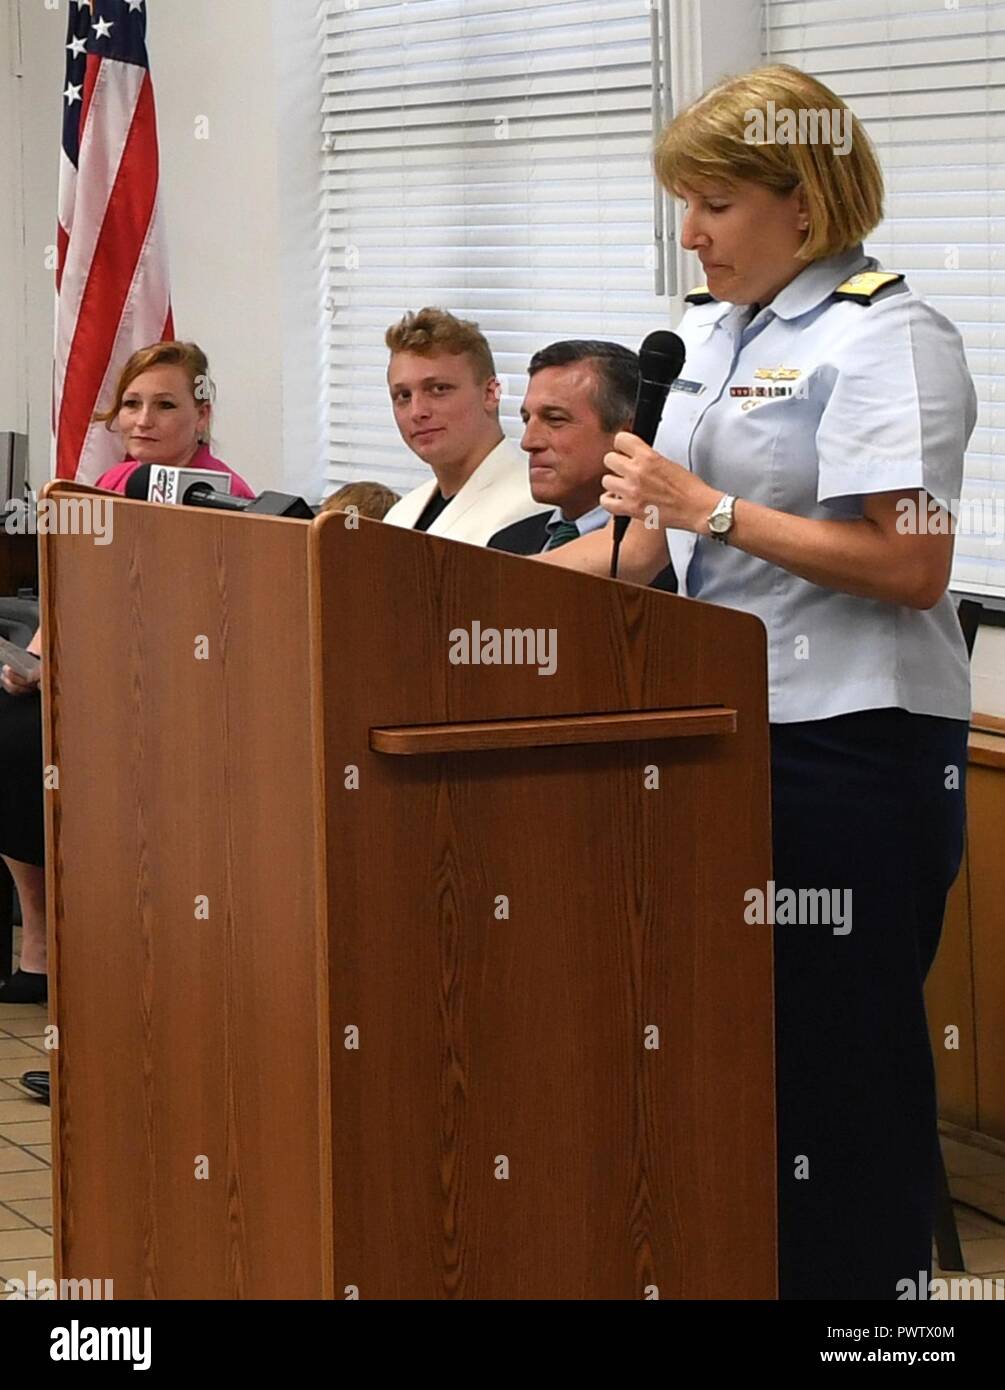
764, 0, 1005, 600
320, 0, 673, 493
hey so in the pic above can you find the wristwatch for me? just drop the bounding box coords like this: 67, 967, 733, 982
707, 493, 737, 543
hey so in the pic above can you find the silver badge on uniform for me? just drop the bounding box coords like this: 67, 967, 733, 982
670, 379, 705, 396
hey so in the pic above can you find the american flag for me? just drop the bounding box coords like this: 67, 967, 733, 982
54, 0, 173, 483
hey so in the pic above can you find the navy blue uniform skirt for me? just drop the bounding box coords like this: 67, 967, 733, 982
771, 707, 968, 1300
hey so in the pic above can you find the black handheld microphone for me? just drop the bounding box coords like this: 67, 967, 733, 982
610, 330, 686, 578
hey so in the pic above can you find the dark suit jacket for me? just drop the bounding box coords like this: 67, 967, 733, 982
488, 513, 678, 594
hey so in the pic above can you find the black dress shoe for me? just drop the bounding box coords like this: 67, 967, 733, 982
20, 1071, 49, 1105
0, 970, 47, 1004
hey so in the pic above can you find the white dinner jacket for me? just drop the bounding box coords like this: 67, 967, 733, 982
383, 437, 550, 545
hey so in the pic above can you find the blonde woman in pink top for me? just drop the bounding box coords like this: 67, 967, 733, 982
0, 342, 253, 1018
93, 340, 255, 496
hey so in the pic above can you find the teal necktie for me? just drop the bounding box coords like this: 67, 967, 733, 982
544, 520, 581, 551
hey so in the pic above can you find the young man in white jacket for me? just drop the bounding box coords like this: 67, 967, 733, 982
382, 307, 549, 544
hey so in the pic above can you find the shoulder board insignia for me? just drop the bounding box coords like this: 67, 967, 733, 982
684, 286, 716, 305
833, 271, 905, 305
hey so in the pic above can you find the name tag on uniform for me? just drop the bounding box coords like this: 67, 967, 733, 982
670, 378, 705, 396
731, 385, 797, 399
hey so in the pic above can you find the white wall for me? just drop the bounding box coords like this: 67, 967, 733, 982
0, 1, 26, 441
3, 0, 324, 498
151, 0, 284, 494
1, 0, 56, 468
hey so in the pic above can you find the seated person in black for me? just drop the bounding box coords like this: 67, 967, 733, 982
488, 340, 676, 592
0, 629, 45, 1003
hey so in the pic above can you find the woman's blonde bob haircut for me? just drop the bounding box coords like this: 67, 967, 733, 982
655, 65, 884, 262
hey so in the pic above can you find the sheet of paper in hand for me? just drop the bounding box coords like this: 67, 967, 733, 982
0, 637, 41, 680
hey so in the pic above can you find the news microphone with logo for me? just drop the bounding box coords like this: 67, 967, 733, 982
124, 463, 236, 507
123, 463, 314, 518
610, 330, 686, 579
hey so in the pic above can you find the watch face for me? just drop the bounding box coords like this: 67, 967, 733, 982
710, 513, 731, 533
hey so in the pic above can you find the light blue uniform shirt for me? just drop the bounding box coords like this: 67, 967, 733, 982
658, 245, 976, 724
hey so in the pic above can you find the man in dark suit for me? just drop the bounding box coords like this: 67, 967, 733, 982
488, 341, 676, 592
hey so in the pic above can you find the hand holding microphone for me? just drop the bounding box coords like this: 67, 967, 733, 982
601, 431, 721, 534
608, 330, 685, 578
605, 330, 721, 574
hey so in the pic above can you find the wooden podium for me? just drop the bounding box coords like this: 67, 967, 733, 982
39, 484, 775, 1300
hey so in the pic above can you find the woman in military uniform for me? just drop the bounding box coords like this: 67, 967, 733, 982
544, 65, 975, 1300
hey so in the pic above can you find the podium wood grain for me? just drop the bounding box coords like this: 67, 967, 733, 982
313, 516, 775, 1299
41, 488, 327, 1299
42, 489, 775, 1299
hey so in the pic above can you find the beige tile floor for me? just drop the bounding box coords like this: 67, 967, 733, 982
0, 939, 1002, 1299
0, 992, 52, 1296
937, 1136, 1005, 1294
